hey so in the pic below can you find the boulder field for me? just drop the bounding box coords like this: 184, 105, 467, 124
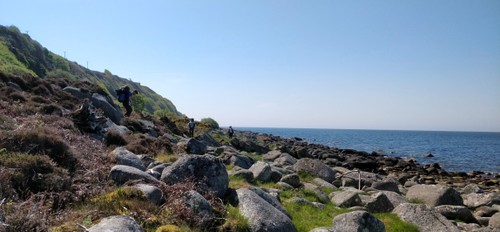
96, 128, 500, 232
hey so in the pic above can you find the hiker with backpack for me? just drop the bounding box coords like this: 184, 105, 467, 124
116, 86, 138, 117
228, 126, 234, 138
188, 118, 196, 137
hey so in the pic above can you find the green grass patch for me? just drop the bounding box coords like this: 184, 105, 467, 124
0, 42, 37, 76
374, 213, 420, 232
155, 153, 179, 163
219, 204, 250, 232
284, 201, 350, 232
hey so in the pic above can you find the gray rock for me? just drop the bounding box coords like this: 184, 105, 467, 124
237, 188, 297, 232
406, 184, 463, 207
232, 169, 254, 182
111, 147, 146, 171
281, 174, 301, 188
248, 186, 290, 218
274, 153, 297, 166
178, 138, 208, 155
249, 161, 272, 183
137, 119, 158, 137
474, 206, 499, 217
309, 227, 333, 232
132, 184, 164, 205
371, 179, 400, 194
379, 190, 407, 209
303, 182, 329, 203
331, 190, 363, 208
364, 192, 394, 213
91, 93, 121, 124
229, 155, 254, 169
332, 210, 385, 232
109, 165, 159, 185
313, 178, 337, 190
461, 183, 484, 194
294, 158, 336, 183
88, 215, 143, 232
393, 203, 460, 232
490, 212, 500, 229
184, 190, 215, 227
335, 168, 382, 189
463, 192, 500, 209
435, 205, 478, 224
160, 154, 228, 198
196, 133, 221, 147
270, 169, 283, 183
263, 150, 283, 161
277, 181, 294, 190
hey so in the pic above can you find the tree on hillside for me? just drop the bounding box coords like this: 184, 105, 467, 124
132, 94, 146, 113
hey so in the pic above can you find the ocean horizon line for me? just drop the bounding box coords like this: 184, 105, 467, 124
231, 126, 500, 134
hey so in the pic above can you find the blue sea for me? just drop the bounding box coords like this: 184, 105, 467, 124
239, 127, 500, 173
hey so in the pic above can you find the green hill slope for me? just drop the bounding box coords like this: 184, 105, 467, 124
0, 25, 180, 116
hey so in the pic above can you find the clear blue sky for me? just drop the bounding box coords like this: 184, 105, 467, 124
2, 0, 500, 132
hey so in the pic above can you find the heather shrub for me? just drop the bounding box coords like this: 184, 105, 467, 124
0, 129, 77, 173
3, 199, 50, 232
0, 152, 71, 199
104, 130, 128, 146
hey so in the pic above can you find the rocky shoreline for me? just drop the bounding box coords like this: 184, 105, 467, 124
99, 126, 500, 231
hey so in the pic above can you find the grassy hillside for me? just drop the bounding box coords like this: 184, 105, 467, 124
0, 25, 180, 116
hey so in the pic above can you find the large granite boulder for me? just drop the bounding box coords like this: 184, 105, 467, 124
110, 147, 146, 171
463, 192, 500, 209
132, 184, 164, 206
247, 186, 290, 218
184, 190, 215, 227
393, 203, 460, 232
236, 188, 297, 232
406, 184, 463, 207
490, 212, 500, 229
331, 190, 363, 208
109, 165, 159, 185
434, 205, 478, 224
88, 215, 143, 232
364, 192, 394, 213
91, 93, 121, 124
63, 87, 122, 124
293, 158, 336, 183
249, 161, 272, 183
178, 138, 208, 155
229, 154, 254, 169
160, 154, 228, 198
332, 210, 385, 232
280, 174, 301, 188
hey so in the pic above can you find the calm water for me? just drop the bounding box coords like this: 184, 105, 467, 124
239, 127, 500, 173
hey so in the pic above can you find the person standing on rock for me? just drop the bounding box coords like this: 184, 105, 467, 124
188, 118, 196, 137
228, 126, 234, 138
118, 86, 138, 117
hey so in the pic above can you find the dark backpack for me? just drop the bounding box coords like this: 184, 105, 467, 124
115, 88, 126, 102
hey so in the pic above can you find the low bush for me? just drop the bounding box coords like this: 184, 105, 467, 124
0, 128, 77, 173
103, 130, 128, 146
0, 152, 71, 199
